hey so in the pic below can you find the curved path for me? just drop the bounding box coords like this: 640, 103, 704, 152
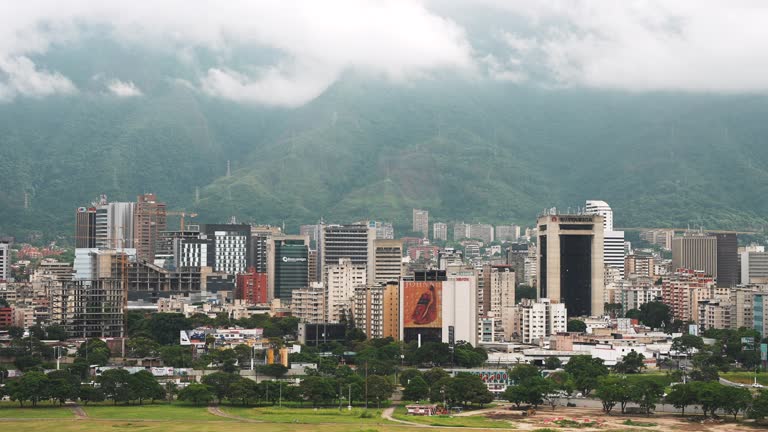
207, 406, 262, 422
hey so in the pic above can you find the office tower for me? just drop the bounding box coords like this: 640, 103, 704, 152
400, 269, 477, 346
453, 222, 469, 241
640, 229, 674, 250
299, 224, 320, 244
353, 281, 400, 339
156, 229, 200, 262
174, 237, 212, 269
740, 250, 768, 284
0, 241, 9, 281
536, 213, 605, 317
506, 243, 528, 281
672, 235, 717, 278
237, 267, 268, 304
318, 223, 376, 282
52, 278, 126, 338
495, 225, 520, 242
713, 233, 738, 288
307, 250, 318, 283
95, 197, 135, 249
75, 206, 97, 248
373, 239, 403, 284
326, 258, 366, 323
202, 224, 251, 274
133, 193, 167, 263
412, 209, 429, 237
469, 224, 494, 243
754, 293, 768, 337
585, 200, 625, 278
267, 235, 309, 301
433, 222, 448, 241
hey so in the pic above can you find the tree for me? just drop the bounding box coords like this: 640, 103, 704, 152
47, 370, 79, 405
691, 381, 724, 418
671, 334, 704, 359
503, 376, 553, 409
178, 383, 213, 406
399, 368, 422, 387
423, 368, 450, 386
567, 319, 587, 333
227, 377, 259, 406
367, 375, 394, 408
630, 379, 664, 415
300, 376, 336, 407
516, 285, 537, 301
564, 355, 608, 396
595, 376, 630, 414
77, 338, 111, 366
126, 337, 160, 358
403, 375, 430, 401
625, 309, 642, 321
129, 370, 164, 404
45, 325, 68, 341
604, 303, 623, 318
509, 364, 540, 384
751, 389, 768, 420
159, 345, 193, 368
29, 325, 46, 340
544, 356, 562, 370
614, 351, 646, 374
259, 364, 288, 378
9, 371, 49, 407
665, 383, 697, 416
98, 369, 132, 405
720, 385, 752, 420
454, 342, 487, 368
149, 313, 191, 346
78, 385, 105, 405
638, 301, 672, 329
202, 372, 239, 404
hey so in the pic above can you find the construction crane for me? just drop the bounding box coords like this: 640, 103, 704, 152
167, 210, 198, 231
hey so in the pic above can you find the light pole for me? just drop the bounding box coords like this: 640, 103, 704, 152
279, 381, 282, 408
348, 384, 352, 411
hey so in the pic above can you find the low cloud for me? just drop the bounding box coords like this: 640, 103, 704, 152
0, 56, 76, 101
107, 79, 143, 97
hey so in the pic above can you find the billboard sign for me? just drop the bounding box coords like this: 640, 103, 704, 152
403, 281, 442, 328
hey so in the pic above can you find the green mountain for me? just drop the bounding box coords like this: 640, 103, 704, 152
2, 45, 768, 242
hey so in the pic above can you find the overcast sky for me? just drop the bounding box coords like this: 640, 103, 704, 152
2, 0, 768, 105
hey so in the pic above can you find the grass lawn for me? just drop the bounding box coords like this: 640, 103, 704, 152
391, 406, 515, 429
0, 401, 75, 418
721, 372, 768, 386
83, 403, 224, 421
223, 405, 390, 424
0, 419, 446, 432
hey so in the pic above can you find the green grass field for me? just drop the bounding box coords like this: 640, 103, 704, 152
721, 372, 768, 386
223, 406, 389, 424
391, 406, 515, 429
0, 401, 76, 418
82, 403, 225, 421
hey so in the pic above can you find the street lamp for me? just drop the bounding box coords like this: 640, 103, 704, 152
348, 384, 352, 411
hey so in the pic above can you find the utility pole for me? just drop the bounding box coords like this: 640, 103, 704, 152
365, 361, 369, 408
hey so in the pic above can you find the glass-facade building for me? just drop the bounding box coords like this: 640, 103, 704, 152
274, 239, 309, 301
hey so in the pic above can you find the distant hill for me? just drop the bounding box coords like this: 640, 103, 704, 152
2, 47, 768, 242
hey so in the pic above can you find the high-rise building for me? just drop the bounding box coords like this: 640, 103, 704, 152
373, 239, 403, 284
133, 193, 166, 263
372, 221, 395, 240
237, 267, 268, 304
754, 293, 768, 337
400, 269, 477, 346
672, 235, 718, 279
412, 209, 429, 237
585, 200, 625, 278
53, 278, 126, 338
625, 254, 654, 278
95, 198, 135, 249
318, 223, 376, 282
495, 225, 520, 242
640, 229, 674, 250
299, 224, 320, 244
75, 206, 97, 248
536, 213, 605, 317
353, 281, 400, 339
307, 249, 318, 283
0, 241, 9, 281
514, 298, 567, 344
202, 224, 251, 275
740, 250, 768, 284
291, 283, 325, 323
661, 268, 725, 322
433, 222, 448, 241
713, 233, 738, 288
453, 222, 469, 241
267, 235, 309, 302
482, 265, 515, 341
469, 224, 494, 243
326, 258, 366, 323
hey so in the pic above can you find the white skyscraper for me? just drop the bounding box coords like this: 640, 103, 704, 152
586, 200, 625, 278
326, 258, 367, 323
0, 241, 10, 281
